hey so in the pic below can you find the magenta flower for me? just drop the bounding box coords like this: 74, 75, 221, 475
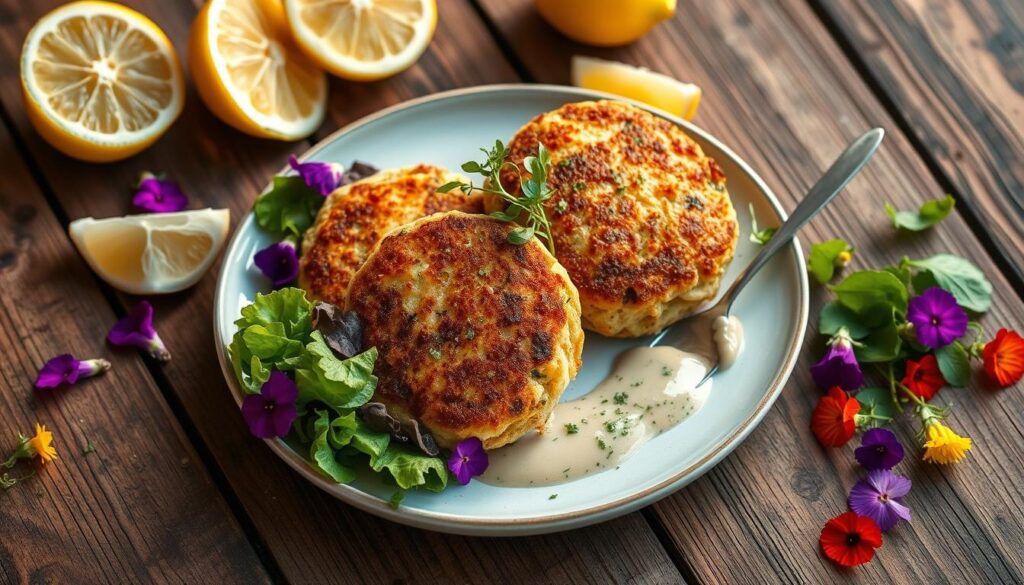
289, 155, 344, 196
241, 371, 298, 438
854, 428, 904, 471
254, 239, 299, 288
107, 301, 171, 362
810, 328, 863, 391
447, 437, 488, 485
848, 469, 912, 532
907, 287, 968, 349
34, 354, 110, 389
133, 172, 188, 213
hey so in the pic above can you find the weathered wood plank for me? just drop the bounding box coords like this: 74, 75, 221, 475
0, 116, 269, 584
813, 0, 1024, 288
474, 0, 1024, 582
0, 1, 686, 583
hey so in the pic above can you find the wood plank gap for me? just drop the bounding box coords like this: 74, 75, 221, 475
804, 0, 1024, 295
0, 97, 288, 585
467, 0, 537, 82
640, 508, 700, 585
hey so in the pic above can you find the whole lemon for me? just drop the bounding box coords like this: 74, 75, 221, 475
535, 0, 676, 46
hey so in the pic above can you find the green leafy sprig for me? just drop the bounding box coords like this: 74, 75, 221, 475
885, 194, 955, 232
438, 140, 557, 254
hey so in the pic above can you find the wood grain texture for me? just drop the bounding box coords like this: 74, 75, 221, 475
474, 0, 1024, 582
0, 123, 268, 583
0, 1, 685, 583
813, 0, 1024, 288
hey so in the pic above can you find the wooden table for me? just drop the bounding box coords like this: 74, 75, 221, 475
2, 1, 1022, 582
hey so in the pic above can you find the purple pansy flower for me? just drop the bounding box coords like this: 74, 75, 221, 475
289, 155, 345, 196
810, 328, 863, 391
848, 469, 912, 532
34, 354, 110, 389
107, 301, 171, 362
241, 371, 298, 438
854, 428, 904, 471
254, 239, 299, 288
133, 172, 189, 213
907, 287, 968, 349
447, 437, 489, 485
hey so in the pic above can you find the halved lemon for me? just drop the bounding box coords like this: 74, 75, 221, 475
20, 1, 185, 162
69, 209, 230, 295
283, 0, 437, 81
189, 0, 327, 140
571, 56, 702, 120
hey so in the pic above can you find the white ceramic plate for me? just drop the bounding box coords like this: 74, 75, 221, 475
214, 85, 809, 536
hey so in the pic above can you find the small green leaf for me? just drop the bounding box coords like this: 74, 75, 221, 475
819, 301, 870, 339
854, 387, 898, 427
253, 175, 324, 238
885, 195, 955, 231
460, 161, 482, 173
854, 323, 903, 363
747, 203, 776, 245
831, 270, 909, 316
935, 342, 971, 387
437, 181, 464, 193
808, 239, 853, 284
507, 225, 535, 245
905, 254, 992, 313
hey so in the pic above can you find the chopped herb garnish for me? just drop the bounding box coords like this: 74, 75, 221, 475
573, 181, 586, 191
597, 438, 607, 450
662, 366, 672, 376
555, 199, 568, 214
465, 328, 476, 340
564, 423, 579, 435
549, 493, 558, 500
613, 392, 628, 405
428, 347, 442, 360
477, 268, 487, 277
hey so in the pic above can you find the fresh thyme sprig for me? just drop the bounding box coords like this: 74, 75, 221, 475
438, 140, 556, 254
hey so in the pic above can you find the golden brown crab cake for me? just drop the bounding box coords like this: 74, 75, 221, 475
299, 164, 483, 306
346, 211, 584, 450
490, 100, 739, 337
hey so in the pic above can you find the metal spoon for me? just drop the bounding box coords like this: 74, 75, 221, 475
650, 128, 885, 385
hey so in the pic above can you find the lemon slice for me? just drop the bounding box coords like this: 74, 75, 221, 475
571, 56, 702, 120
189, 0, 327, 140
69, 209, 230, 295
20, 1, 185, 162
283, 0, 437, 81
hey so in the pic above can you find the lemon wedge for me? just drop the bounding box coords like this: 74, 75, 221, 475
283, 0, 437, 81
189, 0, 327, 140
536, 0, 676, 47
571, 56, 701, 120
20, 1, 185, 162
69, 209, 230, 295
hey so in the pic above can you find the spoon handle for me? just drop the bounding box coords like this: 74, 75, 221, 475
721, 128, 885, 310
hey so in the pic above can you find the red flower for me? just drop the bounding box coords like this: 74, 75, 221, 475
983, 328, 1024, 388
901, 354, 945, 400
820, 511, 883, 567
811, 387, 860, 447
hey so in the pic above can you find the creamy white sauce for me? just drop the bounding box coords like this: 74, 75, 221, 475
713, 315, 744, 369
480, 346, 711, 487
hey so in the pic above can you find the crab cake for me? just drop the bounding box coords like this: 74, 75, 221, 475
491, 100, 739, 338
346, 212, 584, 450
299, 164, 483, 306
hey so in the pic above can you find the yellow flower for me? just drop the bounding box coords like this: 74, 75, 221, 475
28, 424, 57, 463
923, 422, 971, 464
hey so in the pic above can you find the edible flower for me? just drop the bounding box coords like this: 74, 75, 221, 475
982, 328, 1024, 388
848, 469, 912, 532
906, 287, 968, 349
922, 421, 972, 464
133, 171, 189, 213
901, 354, 945, 400
810, 387, 860, 448
810, 328, 863, 391
289, 155, 344, 196
254, 239, 299, 288
34, 354, 110, 389
819, 511, 882, 567
5, 424, 58, 468
854, 428, 904, 471
241, 371, 298, 439
107, 301, 171, 362
447, 437, 489, 485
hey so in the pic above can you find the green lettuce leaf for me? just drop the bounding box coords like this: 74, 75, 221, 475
371, 444, 449, 492
884, 195, 955, 231
254, 175, 324, 238
237, 288, 314, 338
296, 331, 378, 412
309, 410, 357, 483
228, 288, 315, 393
